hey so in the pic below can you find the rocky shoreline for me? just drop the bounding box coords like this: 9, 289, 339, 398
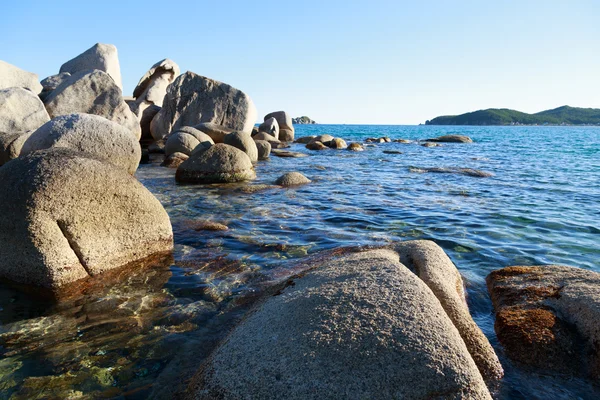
1, 42, 598, 398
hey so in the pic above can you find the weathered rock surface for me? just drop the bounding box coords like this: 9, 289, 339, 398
0, 149, 173, 288
347, 142, 364, 151
0, 87, 50, 134
131, 59, 180, 121
189, 248, 492, 399
59, 43, 123, 89
223, 132, 258, 162
427, 135, 473, 143
254, 140, 271, 160
0, 60, 43, 93
275, 172, 311, 186
258, 117, 279, 140
409, 166, 493, 178
139, 104, 161, 145
22, 114, 141, 174
306, 140, 327, 150
327, 137, 347, 149
264, 111, 294, 142
314, 134, 334, 143
165, 127, 214, 157
0, 131, 33, 166
191, 122, 234, 144
487, 265, 600, 378
252, 131, 279, 143
294, 135, 316, 144
395, 240, 504, 381
151, 72, 256, 140
176, 143, 255, 184
161, 152, 189, 168
39, 72, 71, 100
270, 149, 308, 158
43, 70, 141, 139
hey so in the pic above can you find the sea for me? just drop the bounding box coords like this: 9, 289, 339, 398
0, 125, 599, 399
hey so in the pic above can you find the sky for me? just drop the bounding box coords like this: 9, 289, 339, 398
1, 0, 599, 124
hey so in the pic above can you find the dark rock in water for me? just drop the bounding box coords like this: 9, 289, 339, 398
292, 116, 317, 124
161, 152, 189, 168
140, 149, 150, 164
294, 135, 316, 144
235, 184, 279, 194
427, 135, 473, 143
383, 150, 403, 154
275, 172, 311, 186
487, 265, 600, 379
176, 143, 255, 184
189, 244, 494, 399
421, 142, 442, 147
394, 138, 412, 143
365, 137, 386, 143
347, 142, 364, 151
409, 166, 493, 177
270, 149, 307, 158
148, 140, 166, 154
306, 140, 327, 150
382, 136, 391, 143
270, 142, 290, 149
327, 137, 347, 149
188, 220, 229, 231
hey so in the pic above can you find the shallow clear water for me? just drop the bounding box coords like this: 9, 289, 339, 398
0, 125, 599, 399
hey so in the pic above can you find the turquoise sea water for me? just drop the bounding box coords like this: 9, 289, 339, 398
0, 125, 598, 399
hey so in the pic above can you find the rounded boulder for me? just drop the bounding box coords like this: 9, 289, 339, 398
224, 131, 258, 162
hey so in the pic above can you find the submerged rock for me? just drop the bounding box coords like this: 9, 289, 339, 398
0, 87, 50, 134
175, 143, 255, 184
189, 247, 492, 399
270, 149, 308, 158
487, 265, 600, 379
394, 138, 412, 143
59, 43, 123, 89
427, 134, 473, 143
347, 142, 364, 151
0, 149, 173, 289
409, 166, 493, 177
383, 150, 402, 154
327, 137, 347, 149
0, 60, 43, 93
306, 140, 327, 150
275, 172, 311, 186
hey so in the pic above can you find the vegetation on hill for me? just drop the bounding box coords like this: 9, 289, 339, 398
425, 106, 600, 126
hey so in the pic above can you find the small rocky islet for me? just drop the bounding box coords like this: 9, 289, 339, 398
0, 43, 598, 399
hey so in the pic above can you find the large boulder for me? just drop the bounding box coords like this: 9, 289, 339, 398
43, 70, 141, 139
0, 87, 50, 134
347, 142, 364, 151
275, 172, 311, 186
223, 131, 258, 162
327, 137, 347, 149
139, 104, 161, 145
164, 128, 214, 157
21, 114, 141, 175
189, 122, 234, 144
0, 60, 43, 93
59, 43, 123, 89
151, 72, 256, 140
258, 117, 279, 139
487, 265, 600, 378
255, 140, 271, 160
0, 131, 33, 166
306, 140, 327, 150
0, 149, 173, 288
264, 111, 294, 142
189, 248, 492, 399
39, 72, 72, 101
175, 143, 255, 184
294, 135, 316, 144
427, 135, 473, 143
131, 59, 180, 119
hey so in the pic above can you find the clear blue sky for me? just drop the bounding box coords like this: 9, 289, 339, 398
1, 0, 598, 124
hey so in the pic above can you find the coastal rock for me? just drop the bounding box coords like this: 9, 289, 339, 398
175, 143, 255, 184
161, 152, 189, 168
39, 72, 71, 101
306, 140, 327, 150
59, 43, 123, 89
21, 114, 141, 175
43, 70, 141, 139
394, 138, 412, 143
292, 116, 316, 124
0, 132, 33, 166
395, 240, 504, 381
252, 131, 279, 143
0, 87, 50, 134
294, 135, 316, 144
255, 140, 271, 160
427, 135, 473, 143
409, 166, 493, 178
189, 248, 491, 399
382, 136, 391, 142
383, 150, 402, 154
258, 117, 279, 140
264, 111, 294, 142
131, 59, 180, 122
271, 149, 308, 158
139, 104, 161, 145
347, 142, 364, 151
0, 149, 173, 288
487, 265, 600, 378
151, 72, 257, 140
148, 140, 165, 154
275, 172, 311, 186
366, 137, 386, 143
327, 137, 347, 149
191, 122, 234, 144
251, 126, 259, 136
422, 142, 442, 147
314, 134, 334, 143
223, 131, 258, 162
0, 60, 43, 93
165, 132, 202, 157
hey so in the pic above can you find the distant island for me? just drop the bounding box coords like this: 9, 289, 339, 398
292, 116, 317, 124
425, 106, 600, 126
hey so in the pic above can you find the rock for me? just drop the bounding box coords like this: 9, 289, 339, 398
140, 148, 150, 164
271, 142, 290, 149
394, 138, 412, 143
191, 122, 235, 144
151, 72, 256, 140
327, 137, 347, 149
148, 141, 165, 154
292, 116, 316, 124
43, 70, 141, 139
39, 72, 71, 101
255, 140, 271, 160
252, 131, 279, 143
251, 126, 259, 136
275, 172, 311, 186
165, 132, 202, 157
59, 43, 123, 89
161, 152, 189, 168
223, 132, 258, 162
270, 149, 308, 158
366, 137, 386, 143
422, 142, 442, 147
0, 60, 43, 93
408, 166, 493, 178
294, 136, 316, 144
175, 143, 256, 184
264, 111, 294, 142
383, 150, 402, 154
189, 220, 229, 231
0, 87, 50, 134
395, 240, 504, 381
139, 104, 161, 146
0, 149, 173, 288
314, 134, 334, 143
382, 136, 391, 142
131, 59, 180, 123
427, 135, 473, 143
190, 248, 492, 399
190, 141, 213, 156
258, 117, 279, 140
306, 140, 327, 150
487, 265, 600, 378
347, 142, 364, 151
21, 114, 141, 175
0, 131, 33, 166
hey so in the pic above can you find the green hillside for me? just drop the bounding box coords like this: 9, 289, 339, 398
425, 106, 600, 126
